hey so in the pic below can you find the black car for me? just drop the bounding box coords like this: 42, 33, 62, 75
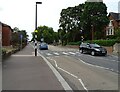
79, 43, 107, 56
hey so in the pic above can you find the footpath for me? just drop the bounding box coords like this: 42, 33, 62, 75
2, 44, 66, 91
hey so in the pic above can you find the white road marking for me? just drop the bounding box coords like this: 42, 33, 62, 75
69, 52, 76, 55
62, 52, 69, 55
89, 55, 119, 62
78, 79, 88, 92
54, 60, 58, 68
46, 53, 52, 56
54, 52, 60, 55
58, 67, 78, 79
46, 57, 53, 61
48, 57, 88, 91
76, 51, 80, 54
37, 52, 72, 90
78, 59, 116, 72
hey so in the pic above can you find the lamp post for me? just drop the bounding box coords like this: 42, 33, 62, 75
91, 24, 94, 41
35, 2, 42, 56
90, 14, 94, 41
80, 29, 84, 43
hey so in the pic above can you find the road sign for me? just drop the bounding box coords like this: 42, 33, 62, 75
20, 34, 23, 39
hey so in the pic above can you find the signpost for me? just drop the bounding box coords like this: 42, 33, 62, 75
20, 34, 23, 49
0, 22, 2, 91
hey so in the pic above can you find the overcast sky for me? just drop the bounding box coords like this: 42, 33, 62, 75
0, 0, 119, 39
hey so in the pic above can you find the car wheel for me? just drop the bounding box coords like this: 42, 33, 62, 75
79, 49, 83, 53
91, 51, 95, 56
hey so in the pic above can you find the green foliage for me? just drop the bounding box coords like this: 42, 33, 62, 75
2, 48, 6, 56
59, 2, 109, 45
59, 4, 84, 44
85, 39, 117, 46
106, 28, 120, 43
67, 39, 117, 46
12, 27, 28, 47
33, 25, 58, 44
81, 2, 109, 40
67, 41, 81, 45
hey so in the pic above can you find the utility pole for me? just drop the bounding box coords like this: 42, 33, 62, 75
35, 2, 42, 56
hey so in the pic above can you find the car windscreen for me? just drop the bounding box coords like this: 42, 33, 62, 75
90, 44, 100, 48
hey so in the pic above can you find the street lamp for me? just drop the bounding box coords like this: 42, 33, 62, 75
35, 2, 42, 56
80, 28, 84, 43
90, 14, 94, 41
91, 24, 94, 41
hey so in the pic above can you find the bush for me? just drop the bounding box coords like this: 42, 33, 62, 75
67, 39, 118, 46
85, 39, 117, 46
116, 37, 120, 43
67, 41, 81, 45
2, 49, 6, 56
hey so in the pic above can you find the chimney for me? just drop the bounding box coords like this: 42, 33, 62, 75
86, 0, 103, 2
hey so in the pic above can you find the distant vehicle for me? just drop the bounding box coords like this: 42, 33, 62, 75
39, 42, 48, 50
79, 43, 107, 56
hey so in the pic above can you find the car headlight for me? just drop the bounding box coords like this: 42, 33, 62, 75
94, 48, 100, 51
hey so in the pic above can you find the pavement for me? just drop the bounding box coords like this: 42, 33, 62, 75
2, 44, 67, 90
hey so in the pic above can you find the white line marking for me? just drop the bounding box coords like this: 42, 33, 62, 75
89, 55, 118, 62
76, 51, 80, 54
58, 67, 78, 79
46, 57, 53, 61
51, 59, 88, 91
69, 52, 76, 55
54, 60, 58, 68
63, 52, 69, 55
37, 52, 72, 90
78, 79, 88, 92
78, 59, 113, 71
46, 53, 52, 56
54, 52, 59, 55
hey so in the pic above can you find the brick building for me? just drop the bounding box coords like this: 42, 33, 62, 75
106, 12, 120, 36
2, 23, 12, 46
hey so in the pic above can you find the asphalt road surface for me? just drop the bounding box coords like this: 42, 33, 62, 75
38, 45, 119, 91
2, 43, 119, 91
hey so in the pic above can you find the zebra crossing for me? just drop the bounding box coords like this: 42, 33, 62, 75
39, 51, 81, 57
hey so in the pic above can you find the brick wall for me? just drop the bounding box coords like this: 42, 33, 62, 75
109, 16, 120, 29
2, 24, 12, 46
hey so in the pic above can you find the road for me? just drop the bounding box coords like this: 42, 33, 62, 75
38, 45, 119, 91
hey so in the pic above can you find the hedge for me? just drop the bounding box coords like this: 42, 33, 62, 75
67, 41, 81, 45
85, 39, 117, 46
67, 39, 117, 46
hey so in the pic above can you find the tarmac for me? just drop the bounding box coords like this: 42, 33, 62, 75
2, 44, 69, 91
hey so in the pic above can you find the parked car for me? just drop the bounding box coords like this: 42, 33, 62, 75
39, 42, 48, 50
79, 43, 107, 56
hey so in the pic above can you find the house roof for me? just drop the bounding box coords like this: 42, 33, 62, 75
108, 12, 120, 20
2, 23, 13, 32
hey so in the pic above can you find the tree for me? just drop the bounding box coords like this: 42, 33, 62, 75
59, 2, 109, 45
12, 27, 28, 47
81, 2, 109, 40
32, 25, 58, 44
59, 4, 84, 44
